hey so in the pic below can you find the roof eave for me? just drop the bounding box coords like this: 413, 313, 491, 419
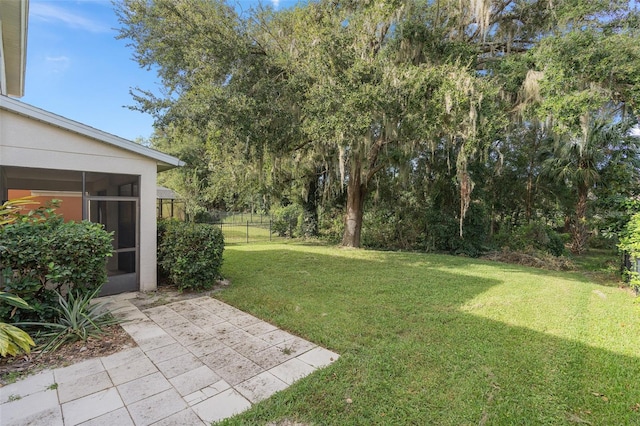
0, 96, 184, 170
0, 0, 28, 97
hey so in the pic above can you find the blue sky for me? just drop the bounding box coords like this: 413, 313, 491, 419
21, 0, 300, 142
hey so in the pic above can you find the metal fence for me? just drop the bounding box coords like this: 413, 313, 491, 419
215, 211, 271, 224
213, 220, 285, 243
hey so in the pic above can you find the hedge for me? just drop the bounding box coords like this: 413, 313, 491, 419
158, 221, 224, 291
0, 210, 113, 323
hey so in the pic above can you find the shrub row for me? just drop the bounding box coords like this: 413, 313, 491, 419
0, 208, 113, 323
158, 220, 225, 291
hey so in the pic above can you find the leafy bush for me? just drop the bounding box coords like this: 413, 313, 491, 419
420, 203, 490, 257
362, 209, 426, 251
362, 210, 399, 249
158, 222, 224, 291
619, 213, 640, 293
0, 199, 38, 357
318, 208, 345, 244
193, 210, 218, 223
0, 205, 113, 323
157, 218, 176, 284
587, 234, 618, 250
493, 221, 567, 257
271, 204, 302, 237
0, 269, 58, 324
0, 292, 35, 357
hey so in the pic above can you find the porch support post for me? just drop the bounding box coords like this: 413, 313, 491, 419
82, 171, 87, 220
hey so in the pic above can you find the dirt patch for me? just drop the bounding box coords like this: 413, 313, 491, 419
0, 324, 136, 386
128, 280, 231, 310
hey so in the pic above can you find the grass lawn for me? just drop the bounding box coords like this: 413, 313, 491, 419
219, 223, 274, 243
216, 242, 640, 425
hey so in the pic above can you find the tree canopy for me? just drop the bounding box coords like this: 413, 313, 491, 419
116, 0, 640, 253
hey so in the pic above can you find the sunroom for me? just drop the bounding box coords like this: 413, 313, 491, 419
0, 96, 183, 295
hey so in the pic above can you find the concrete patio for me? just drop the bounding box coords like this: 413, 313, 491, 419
0, 295, 339, 425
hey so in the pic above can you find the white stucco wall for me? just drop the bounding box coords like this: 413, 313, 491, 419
0, 107, 158, 292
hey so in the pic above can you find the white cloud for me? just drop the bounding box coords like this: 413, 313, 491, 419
271, 0, 281, 9
45, 55, 71, 74
631, 125, 640, 137
30, 3, 110, 33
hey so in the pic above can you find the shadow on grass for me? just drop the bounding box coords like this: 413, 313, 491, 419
217, 246, 640, 425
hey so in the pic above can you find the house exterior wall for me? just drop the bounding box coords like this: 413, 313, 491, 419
8, 189, 83, 222
0, 107, 158, 292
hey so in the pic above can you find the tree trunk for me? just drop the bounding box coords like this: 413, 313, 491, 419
525, 136, 540, 223
570, 184, 589, 254
301, 170, 320, 238
525, 172, 533, 222
340, 135, 385, 248
341, 167, 367, 248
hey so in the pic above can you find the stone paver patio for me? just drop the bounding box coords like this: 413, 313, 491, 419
0, 295, 339, 425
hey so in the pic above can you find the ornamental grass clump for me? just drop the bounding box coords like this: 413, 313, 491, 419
23, 286, 119, 353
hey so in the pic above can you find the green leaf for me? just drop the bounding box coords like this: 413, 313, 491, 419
0, 322, 35, 357
0, 292, 33, 310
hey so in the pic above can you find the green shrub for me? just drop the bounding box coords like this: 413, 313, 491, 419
271, 204, 302, 237
0, 206, 113, 323
193, 210, 217, 224
493, 221, 567, 257
318, 208, 344, 244
0, 199, 38, 358
0, 292, 35, 357
420, 203, 490, 257
588, 233, 618, 250
158, 222, 224, 291
619, 213, 640, 293
157, 218, 177, 283
362, 210, 398, 250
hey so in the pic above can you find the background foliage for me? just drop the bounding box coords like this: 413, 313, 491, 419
117, 0, 640, 258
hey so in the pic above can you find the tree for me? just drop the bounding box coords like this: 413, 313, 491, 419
544, 114, 640, 253
116, 0, 640, 250
254, 1, 504, 246
524, 9, 640, 252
